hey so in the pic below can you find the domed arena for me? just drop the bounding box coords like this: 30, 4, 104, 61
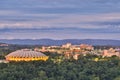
5, 49, 49, 61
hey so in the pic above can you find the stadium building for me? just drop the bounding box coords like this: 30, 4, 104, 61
5, 49, 49, 61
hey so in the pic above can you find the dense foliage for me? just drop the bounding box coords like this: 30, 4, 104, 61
0, 45, 120, 80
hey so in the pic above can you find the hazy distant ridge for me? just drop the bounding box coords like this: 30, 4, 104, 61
0, 39, 120, 46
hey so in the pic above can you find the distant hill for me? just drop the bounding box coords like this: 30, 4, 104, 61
0, 39, 120, 46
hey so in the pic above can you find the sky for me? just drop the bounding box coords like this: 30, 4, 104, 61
0, 0, 120, 40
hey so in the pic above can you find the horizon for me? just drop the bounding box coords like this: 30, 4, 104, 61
0, 38, 120, 41
0, 0, 120, 40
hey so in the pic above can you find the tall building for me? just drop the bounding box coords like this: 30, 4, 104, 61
62, 43, 72, 48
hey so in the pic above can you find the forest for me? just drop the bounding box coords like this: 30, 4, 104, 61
0, 45, 120, 80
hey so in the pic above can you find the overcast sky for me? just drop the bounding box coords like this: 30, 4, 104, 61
0, 0, 120, 40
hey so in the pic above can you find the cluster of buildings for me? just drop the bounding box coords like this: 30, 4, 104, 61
102, 48, 120, 58
34, 43, 94, 60
35, 43, 94, 53
0, 43, 120, 63
34, 43, 120, 60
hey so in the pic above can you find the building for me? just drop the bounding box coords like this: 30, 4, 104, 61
5, 49, 49, 61
73, 54, 80, 60
62, 43, 72, 48
102, 48, 120, 57
80, 44, 94, 50
64, 51, 73, 59
115, 48, 120, 52
0, 44, 9, 47
0, 60, 9, 63
70, 45, 81, 50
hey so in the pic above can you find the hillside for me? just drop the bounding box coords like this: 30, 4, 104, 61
0, 39, 120, 46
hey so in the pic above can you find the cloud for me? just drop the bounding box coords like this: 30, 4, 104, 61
0, 29, 120, 40
1, 0, 120, 14
0, 0, 120, 39
0, 10, 21, 15
0, 13, 120, 30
